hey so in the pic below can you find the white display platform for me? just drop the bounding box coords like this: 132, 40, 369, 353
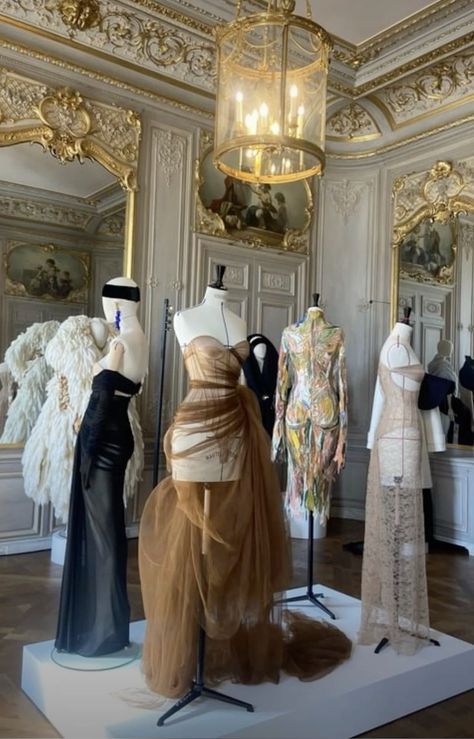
50, 528, 67, 565
21, 586, 474, 739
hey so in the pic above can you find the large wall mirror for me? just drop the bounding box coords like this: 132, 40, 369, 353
391, 159, 474, 450
0, 67, 140, 446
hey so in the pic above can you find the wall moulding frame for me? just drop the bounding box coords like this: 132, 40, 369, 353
0, 65, 141, 276
390, 158, 474, 326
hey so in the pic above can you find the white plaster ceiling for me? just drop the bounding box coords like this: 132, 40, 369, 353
0, 142, 116, 198
307, 0, 439, 44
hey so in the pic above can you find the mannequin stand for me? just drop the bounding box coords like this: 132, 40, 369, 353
374, 635, 440, 654
279, 511, 336, 620
157, 487, 254, 726
157, 624, 254, 726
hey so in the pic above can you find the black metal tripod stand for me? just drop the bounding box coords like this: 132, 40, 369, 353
279, 511, 336, 619
157, 623, 254, 726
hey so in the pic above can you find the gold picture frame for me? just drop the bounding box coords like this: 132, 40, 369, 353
194, 131, 314, 254
399, 219, 457, 285
4, 242, 90, 303
390, 160, 474, 325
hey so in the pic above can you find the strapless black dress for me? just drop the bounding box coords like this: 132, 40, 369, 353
55, 370, 141, 657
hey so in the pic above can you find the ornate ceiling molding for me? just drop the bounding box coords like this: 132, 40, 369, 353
0, 191, 93, 228
0, 36, 214, 118
369, 50, 474, 128
326, 102, 381, 142
0, 0, 216, 95
0, 0, 472, 101
0, 66, 140, 190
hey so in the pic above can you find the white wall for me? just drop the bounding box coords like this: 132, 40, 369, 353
318, 123, 474, 520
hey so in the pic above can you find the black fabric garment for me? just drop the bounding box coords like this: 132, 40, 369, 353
446, 396, 474, 446
459, 356, 474, 391
418, 373, 455, 411
55, 370, 141, 657
242, 333, 279, 436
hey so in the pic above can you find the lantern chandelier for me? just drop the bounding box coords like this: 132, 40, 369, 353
213, 0, 333, 184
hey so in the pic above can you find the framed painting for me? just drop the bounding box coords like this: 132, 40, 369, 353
194, 133, 313, 254
4, 242, 89, 302
399, 219, 457, 285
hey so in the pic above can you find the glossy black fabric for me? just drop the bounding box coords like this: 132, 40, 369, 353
418, 373, 455, 410
55, 370, 141, 656
459, 356, 474, 391
242, 333, 279, 436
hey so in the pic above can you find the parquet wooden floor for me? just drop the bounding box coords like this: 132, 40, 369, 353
0, 519, 473, 738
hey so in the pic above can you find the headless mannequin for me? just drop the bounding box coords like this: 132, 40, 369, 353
172, 270, 247, 483
95, 277, 148, 386
174, 288, 247, 349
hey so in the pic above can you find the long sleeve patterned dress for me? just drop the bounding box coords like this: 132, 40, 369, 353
271, 309, 347, 522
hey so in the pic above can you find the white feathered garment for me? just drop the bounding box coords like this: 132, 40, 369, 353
22, 315, 144, 522
0, 321, 60, 444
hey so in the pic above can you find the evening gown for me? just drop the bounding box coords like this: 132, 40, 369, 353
139, 336, 351, 698
55, 369, 141, 657
359, 362, 430, 654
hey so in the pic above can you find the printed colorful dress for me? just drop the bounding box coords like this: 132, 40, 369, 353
271, 309, 347, 521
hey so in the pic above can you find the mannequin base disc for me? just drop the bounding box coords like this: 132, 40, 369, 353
51, 642, 140, 671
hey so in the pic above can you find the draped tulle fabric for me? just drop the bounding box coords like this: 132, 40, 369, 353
359, 363, 430, 655
139, 336, 351, 698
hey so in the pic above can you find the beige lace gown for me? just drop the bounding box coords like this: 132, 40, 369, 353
359, 361, 431, 654
139, 335, 351, 697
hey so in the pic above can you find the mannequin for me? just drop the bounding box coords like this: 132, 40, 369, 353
272, 302, 347, 522
242, 333, 279, 436
55, 277, 148, 657
173, 267, 246, 349
0, 320, 59, 443
22, 315, 144, 523
171, 267, 247, 482
360, 318, 441, 654
139, 267, 351, 700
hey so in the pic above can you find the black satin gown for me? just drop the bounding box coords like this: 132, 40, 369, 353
55, 369, 141, 657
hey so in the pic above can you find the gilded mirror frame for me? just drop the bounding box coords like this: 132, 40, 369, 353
0, 66, 141, 276
390, 160, 474, 326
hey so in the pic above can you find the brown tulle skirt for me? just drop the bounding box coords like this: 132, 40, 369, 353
139, 385, 351, 697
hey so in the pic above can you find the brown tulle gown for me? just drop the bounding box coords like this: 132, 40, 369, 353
139, 336, 351, 698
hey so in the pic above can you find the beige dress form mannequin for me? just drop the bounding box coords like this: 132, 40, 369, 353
139, 284, 351, 698
359, 322, 432, 654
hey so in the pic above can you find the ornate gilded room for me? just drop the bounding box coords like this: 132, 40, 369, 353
0, 1, 473, 737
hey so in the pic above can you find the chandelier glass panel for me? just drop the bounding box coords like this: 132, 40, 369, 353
214, 1, 332, 184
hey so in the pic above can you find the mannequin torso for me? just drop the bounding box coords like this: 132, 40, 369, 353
170, 286, 247, 482
173, 285, 247, 348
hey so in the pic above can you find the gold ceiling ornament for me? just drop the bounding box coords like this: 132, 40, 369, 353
57, 0, 102, 30
0, 67, 140, 190
326, 102, 381, 142
213, 0, 332, 184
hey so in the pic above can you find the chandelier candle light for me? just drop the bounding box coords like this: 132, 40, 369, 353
214, 0, 332, 184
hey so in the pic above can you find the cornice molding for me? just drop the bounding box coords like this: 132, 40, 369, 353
0, 0, 472, 100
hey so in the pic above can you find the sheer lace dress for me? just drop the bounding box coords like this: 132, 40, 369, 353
359, 362, 431, 654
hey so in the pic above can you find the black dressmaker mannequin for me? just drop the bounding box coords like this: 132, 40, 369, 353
278, 292, 336, 620
157, 265, 254, 726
